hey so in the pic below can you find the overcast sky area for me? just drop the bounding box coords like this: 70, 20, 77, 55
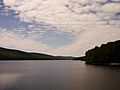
0, 0, 120, 56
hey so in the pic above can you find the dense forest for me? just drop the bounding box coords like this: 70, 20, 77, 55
75, 40, 120, 65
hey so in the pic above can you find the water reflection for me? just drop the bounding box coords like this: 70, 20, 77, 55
0, 61, 120, 90
0, 73, 22, 89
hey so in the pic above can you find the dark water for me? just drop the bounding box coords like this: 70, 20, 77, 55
0, 61, 120, 90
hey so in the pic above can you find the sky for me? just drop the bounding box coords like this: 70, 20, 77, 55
0, 0, 120, 56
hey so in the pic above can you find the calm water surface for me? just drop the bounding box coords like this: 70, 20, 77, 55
0, 60, 120, 90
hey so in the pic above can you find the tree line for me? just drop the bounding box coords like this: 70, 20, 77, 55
75, 40, 120, 65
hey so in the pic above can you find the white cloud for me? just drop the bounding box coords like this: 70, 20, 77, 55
50, 26, 120, 56
0, 26, 120, 56
0, 28, 51, 54
101, 3, 120, 13
3, 0, 120, 31
1, 0, 120, 56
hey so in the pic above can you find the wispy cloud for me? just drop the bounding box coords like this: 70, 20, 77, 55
50, 26, 120, 56
0, 0, 120, 56
0, 28, 51, 54
3, 0, 120, 27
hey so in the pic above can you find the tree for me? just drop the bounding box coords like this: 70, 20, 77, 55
84, 40, 120, 65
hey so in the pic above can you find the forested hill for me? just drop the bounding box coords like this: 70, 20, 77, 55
75, 40, 120, 65
0, 47, 74, 60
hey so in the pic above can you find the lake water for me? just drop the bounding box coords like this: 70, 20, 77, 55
0, 60, 120, 90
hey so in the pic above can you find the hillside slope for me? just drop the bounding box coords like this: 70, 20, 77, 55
0, 47, 74, 60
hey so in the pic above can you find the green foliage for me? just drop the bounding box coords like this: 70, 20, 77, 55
84, 40, 120, 65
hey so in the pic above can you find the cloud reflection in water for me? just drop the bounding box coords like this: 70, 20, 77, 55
0, 73, 22, 89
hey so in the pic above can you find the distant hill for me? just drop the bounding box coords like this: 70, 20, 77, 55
75, 40, 120, 65
0, 47, 74, 60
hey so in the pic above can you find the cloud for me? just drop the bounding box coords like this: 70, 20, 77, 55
0, 28, 51, 54
0, 26, 120, 56
3, 0, 120, 31
1, 0, 120, 56
50, 26, 120, 56
101, 3, 120, 13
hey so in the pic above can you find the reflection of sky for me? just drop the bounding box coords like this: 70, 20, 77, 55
0, 61, 120, 90
0, 73, 22, 89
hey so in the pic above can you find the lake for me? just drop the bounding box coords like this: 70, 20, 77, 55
0, 60, 120, 90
